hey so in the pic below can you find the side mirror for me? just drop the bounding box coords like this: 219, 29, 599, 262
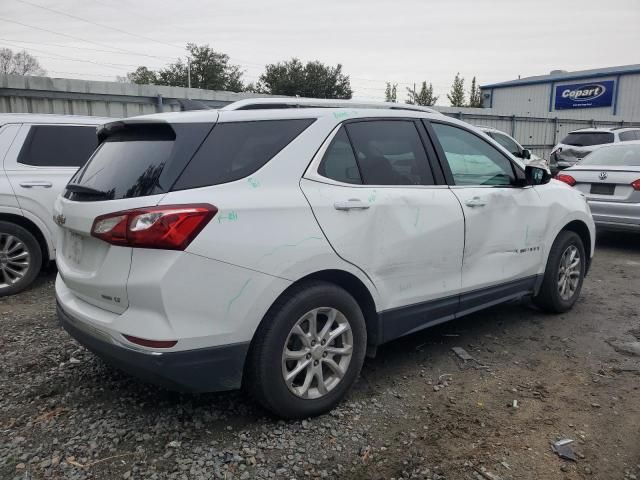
525, 165, 551, 185
521, 149, 531, 160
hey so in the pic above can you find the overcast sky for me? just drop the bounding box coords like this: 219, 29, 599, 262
1, 0, 639, 104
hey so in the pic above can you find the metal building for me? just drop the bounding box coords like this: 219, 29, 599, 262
481, 64, 640, 121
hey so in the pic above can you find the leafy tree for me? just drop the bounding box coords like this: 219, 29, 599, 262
406, 81, 438, 106
127, 44, 244, 92
385, 82, 398, 103
447, 73, 466, 107
0, 48, 45, 76
258, 58, 352, 99
468, 76, 483, 107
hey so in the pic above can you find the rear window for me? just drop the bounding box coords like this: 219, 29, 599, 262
561, 132, 614, 147
172, 119, 314, 190
67, 123, 213, 201
18, 125, 97, 167
579, 144, 640, 166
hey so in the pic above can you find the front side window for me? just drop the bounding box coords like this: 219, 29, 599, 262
561, 132, 614, 146
431, 122, 516, 186
344, 120, 434, 186
18, 125, 98, 167
491, 132, 522, 157
318, 127, 362, 184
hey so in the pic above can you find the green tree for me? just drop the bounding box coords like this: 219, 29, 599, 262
0, 48, 45, 76
447, 73, 466, 107
258, 58, 352, 98
385, 82, 398, 103
406, 81, 438, 106
127, 44, 244, 91
468, 76, 483, 107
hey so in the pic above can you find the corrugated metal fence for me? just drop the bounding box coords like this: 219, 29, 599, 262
2, 74, 640, 159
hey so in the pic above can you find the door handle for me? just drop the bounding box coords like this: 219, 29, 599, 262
465, 197, 487, 208
19, 181, 52, 188
333, 199, 371, 211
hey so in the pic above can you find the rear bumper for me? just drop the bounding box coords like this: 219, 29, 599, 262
57, 301, 249, 393
588, 200, 640, 231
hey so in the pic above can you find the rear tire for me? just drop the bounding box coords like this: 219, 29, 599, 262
245, 281, 367, 419
0, 221, 42, 297
533, 231, 585, 313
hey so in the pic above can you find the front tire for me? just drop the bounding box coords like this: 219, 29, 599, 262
533, 231, 586, 313
246, 281, 367, 419
0, 221, 42, 297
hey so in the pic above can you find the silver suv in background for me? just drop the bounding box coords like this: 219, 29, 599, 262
477, 126, 542, 164
0, 114, 107, 296
550, 127, 640, 170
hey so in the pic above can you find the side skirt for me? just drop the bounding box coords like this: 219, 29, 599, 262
378, 275, 540, 345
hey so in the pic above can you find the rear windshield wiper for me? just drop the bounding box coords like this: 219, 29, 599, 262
65, 183, 110, 198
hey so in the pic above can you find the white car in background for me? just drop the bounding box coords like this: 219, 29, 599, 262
550, 127, 640, 170
54, 98, 595, 418
477, 126, 543, 164
0, 114, 107, 296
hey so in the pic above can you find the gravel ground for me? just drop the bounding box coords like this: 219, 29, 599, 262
1, 231, 639, 480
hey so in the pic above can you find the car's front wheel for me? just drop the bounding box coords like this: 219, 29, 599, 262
534, 230, 586, 313
0, 221, 42, 298
246, 281, 367, 419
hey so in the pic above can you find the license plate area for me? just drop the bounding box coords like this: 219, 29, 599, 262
65, 231, 84, 264
590, 183, 615, 195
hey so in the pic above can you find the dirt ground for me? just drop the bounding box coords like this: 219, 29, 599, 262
1, 231, 639, 480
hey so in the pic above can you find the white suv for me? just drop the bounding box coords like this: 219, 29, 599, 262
54, 99, 595, 418
551, 127, 640, 170
0, 114, 107, 296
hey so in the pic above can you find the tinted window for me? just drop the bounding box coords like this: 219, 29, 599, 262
561, 132, 614, 146
318, 127, 361, 184
173, 119, 314, 190
431, 122, 516, 186
18, 125, 97, 167
619, 130, 639, 142
491, 132, 521, 156
345, 120, 433, 185
69, 124, 177, 200
579, 144, 640, 167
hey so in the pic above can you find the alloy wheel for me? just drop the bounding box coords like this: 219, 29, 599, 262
281, 307, 354, 399
0, 233, 31, 289
557, 244, 581, 301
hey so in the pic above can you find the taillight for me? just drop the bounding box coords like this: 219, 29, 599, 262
91, 204, 217, 250
632, 179, 640, 191
556, 173, 576, 186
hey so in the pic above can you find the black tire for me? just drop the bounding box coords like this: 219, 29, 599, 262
533, 230, 585, 313
245, 281, 367, 419
0, 221, 43, 298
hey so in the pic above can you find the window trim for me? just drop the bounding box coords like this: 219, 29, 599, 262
423, 119, 526, 188
306, 117, 447, 188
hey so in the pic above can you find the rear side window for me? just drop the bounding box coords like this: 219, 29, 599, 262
345, 120, 434, 185
619, 130, 640, 141
18, 125, 97, 167
491, 132, 521, 156
173, 119, 314, 190
561, 132, 614, 146
318, 127, 362, 184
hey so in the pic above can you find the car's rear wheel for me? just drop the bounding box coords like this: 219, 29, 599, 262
246, 281, 367, 419
0, 221, 42, 298
533, 230, 585, 313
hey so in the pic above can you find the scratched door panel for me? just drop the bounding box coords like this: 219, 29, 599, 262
300, 178, 465, 310
450, 186, 546, 291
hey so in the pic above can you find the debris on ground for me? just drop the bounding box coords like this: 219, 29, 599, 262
552, 439, 577, 461
452, 346, 489, 369
607, 340, 640, 357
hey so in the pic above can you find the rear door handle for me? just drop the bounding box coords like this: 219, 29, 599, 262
333, 199, 371, 211
464, 197, 487, 208
19, 181, 52, 188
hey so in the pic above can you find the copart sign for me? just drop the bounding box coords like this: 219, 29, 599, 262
555, 80, 615, 110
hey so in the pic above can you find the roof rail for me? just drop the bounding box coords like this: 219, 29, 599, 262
221, 97, 440, 114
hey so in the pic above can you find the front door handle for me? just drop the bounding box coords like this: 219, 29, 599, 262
19, 181, 52, 188
334, 199, 371, 211
465, 197, 487, 208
